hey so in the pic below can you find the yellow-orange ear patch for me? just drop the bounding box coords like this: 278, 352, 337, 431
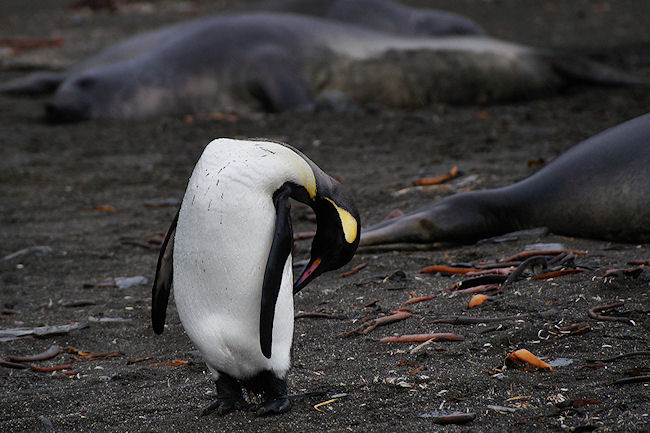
324, 197, 358, 244
303, 170, 317, 200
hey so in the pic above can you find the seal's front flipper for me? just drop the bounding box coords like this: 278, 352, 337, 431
243, 45, 314, 112
359, 193, 511, 247
548, 52, 650, 86
0, 71, 66, 95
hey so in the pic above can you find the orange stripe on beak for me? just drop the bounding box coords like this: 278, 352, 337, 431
296, 257, 322, 287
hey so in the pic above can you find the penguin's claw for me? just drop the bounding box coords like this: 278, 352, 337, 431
252, 397, 291, 416
201, 398, 247, 416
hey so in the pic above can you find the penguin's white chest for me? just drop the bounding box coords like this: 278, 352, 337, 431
173, 141, 296, 379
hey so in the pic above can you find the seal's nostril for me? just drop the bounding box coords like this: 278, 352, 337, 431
44, 102, 61, 122
43, 100, 89, 122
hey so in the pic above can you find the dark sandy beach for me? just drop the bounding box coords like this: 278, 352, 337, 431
1, 1, 648, 432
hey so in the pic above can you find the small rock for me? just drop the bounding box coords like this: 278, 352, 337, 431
2, 246, 53, 261
39, 415, 54, 430
548, 358, 575, 368
114, 276, 148, 289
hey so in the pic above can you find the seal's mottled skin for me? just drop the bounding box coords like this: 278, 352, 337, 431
361, 113, 650, 245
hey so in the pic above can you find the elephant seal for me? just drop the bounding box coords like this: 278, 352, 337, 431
1, 0, 484, 95
0, 13, 647, 121
272, 0, 485, 36
361, 113, 650, 246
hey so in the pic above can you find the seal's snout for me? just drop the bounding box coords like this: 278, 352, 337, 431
44, 101, 89, 123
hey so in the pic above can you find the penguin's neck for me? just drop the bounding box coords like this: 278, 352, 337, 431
198, 139, 316, 199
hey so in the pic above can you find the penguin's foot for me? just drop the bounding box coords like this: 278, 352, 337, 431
240, 369, 291, 416
252, 397, 291, 416
202, 371, 247, 416
201, 397, 247, 416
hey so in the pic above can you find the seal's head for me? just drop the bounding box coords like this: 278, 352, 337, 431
44, 66, 138, 122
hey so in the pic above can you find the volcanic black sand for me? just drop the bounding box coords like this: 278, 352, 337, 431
1, 1, 648, 432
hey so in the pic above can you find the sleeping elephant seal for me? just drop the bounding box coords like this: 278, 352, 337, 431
0, 0, 485, 97
0, 13, 647, 121
361, 113, 650, 246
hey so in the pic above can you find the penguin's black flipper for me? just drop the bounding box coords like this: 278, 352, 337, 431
260, 184, 294, 359
152, 209, 179, 335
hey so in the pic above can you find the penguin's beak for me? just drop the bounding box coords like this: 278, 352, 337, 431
294, 257, 321, 293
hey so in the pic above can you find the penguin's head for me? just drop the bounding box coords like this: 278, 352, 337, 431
294, 180, 360, 292
247, 139, 361, 358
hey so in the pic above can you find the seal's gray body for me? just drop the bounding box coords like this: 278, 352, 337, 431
275, 0, 485, 36
1, 12, 646, 120
361, 113, 650, 245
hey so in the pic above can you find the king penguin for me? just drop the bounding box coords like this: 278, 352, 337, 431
151, 138, 360, 416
